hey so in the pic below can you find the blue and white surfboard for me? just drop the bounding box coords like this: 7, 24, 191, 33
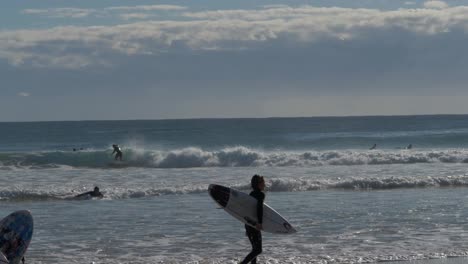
0, 210, 34, 264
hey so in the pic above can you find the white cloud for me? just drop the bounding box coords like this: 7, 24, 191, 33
7, 5, 468, 68
119, 13, 155, 21
17, 92, 30, 97
423, 1, 449, 9
21, 5, 187, 19
22, 8, 97, 18
105, 5, 188, 12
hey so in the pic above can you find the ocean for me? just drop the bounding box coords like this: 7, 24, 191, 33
2, 115, 468, 263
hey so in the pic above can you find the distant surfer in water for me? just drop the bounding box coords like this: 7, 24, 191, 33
240, 174, 265, 264
75, 186, 103, 198
370, 143, 377, 150
112, 144, 123, 161
406, 144, 412, 149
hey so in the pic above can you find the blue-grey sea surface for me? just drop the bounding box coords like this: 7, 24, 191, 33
2, 115, 468, 263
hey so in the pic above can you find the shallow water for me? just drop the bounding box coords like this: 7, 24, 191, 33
4, 183, 468, 263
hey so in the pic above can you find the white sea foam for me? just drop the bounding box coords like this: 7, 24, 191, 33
2, 147, 468, 169
3, 174, 468, 201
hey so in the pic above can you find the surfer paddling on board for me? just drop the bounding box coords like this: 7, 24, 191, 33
240, 174, 265, 264
75, 186, 103, 198
112, 144, 123, 161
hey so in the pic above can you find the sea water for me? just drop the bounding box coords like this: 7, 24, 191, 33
2, 116, 468, 263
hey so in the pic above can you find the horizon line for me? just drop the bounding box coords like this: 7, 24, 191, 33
2, 113, 468, 123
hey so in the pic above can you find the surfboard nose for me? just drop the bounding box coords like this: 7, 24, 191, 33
208, 184, 230, 208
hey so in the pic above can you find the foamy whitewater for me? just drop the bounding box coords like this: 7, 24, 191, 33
3, 116, 468, 263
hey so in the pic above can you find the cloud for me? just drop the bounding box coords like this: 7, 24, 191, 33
119, 13, 155, 21
17, 92, 30, 97
7, 5, 468, 68
21, 5, 187, 19
423, 1, 449, 9
21, 8, 97, 18
404, 1, 416, 5
106, 5, 187, 12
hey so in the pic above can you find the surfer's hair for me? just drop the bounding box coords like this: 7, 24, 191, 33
251, 174, 264, 189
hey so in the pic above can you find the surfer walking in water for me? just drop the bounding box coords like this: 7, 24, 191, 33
240, 174, 265, 264
112, 144, 123, 161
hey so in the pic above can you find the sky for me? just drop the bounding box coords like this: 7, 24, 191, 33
2, 0, 468, 121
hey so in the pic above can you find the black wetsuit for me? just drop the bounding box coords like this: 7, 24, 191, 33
112, 146, 123, 160
240, 189, 264, 264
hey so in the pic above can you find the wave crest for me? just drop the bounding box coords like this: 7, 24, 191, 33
3, 175, 468, 201
2, 147, 468, 169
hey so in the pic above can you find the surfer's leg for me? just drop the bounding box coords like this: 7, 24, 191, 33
251, 231, 262, 263
240, 230, 262, 264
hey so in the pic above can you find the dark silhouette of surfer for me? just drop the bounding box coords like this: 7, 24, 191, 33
406, 144, 412, 149
75, 187, 103, 198
370, 144, 377, 150
112, 144, 123, 161
240, 174, 265, 264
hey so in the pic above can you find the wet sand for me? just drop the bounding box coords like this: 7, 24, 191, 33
381, 258, 468, 264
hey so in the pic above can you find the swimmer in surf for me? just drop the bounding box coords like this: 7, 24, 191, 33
75, 186, 103, 198
112, 144, 123, 161
240, 174, 265, 264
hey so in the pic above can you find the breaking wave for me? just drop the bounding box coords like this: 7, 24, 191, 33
3, 175, 468, 201
2, 147, 468, 169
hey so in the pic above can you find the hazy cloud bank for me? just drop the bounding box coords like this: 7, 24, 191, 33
4, 4, 468, 68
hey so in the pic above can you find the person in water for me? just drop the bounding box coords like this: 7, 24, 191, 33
406, 144, 412, 149
75, 186, 103, 198
112, 144, 123, 161
240, 174, 265, 264
370, 143, 377, 150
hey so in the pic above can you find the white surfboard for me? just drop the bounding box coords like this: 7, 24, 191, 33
0, 210, 34, 264
0, 253, 8, 264
208, 184, 296, 234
